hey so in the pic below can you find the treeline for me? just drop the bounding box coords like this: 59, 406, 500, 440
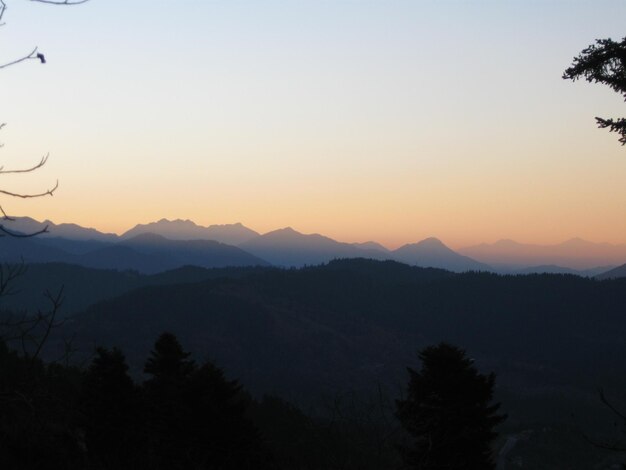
0, 333, 407, 470
0, 332, 507, 469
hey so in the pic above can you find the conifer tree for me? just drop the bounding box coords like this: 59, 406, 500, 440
81, 347, 140, 469
563, 36, 626, 145
144, 332, 196, 382
395, 343, 505, 470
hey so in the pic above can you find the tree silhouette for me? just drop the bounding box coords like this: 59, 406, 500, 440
142, 333, 196, 469
563, 37, 626, 145
81, 347, 142, 469
144, 332, 196, 382
143, 332, 274, 470
395, 343, 506, 470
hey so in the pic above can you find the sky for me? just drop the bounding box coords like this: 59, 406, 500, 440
0, 0, 625, 249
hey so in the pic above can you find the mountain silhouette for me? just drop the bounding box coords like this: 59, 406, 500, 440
393, 237, 490, 272
122, 219, 259, 245
0, 232, 268, 274
240, 227, 368, 267
6, 216, 118, 242
118, 233, 269, 270
596, 263, 626, 280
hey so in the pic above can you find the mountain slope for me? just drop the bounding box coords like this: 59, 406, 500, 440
240, 227, 369, 267
5, 217, 118, 242
596, 263, 626, 280
0, 262, 271, 317
46, 262, 626, 407
0, 231, 269, 274
119, 233, 269, 269
393, 238, 490, 272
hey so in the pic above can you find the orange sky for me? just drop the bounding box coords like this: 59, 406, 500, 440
1, 1, 625, 250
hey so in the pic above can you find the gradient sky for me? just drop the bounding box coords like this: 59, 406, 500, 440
1, 0, 625, 249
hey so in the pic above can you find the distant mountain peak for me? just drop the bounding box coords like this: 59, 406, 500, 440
394, 238, 489, 272
416, 237, 446, 247
352, 241, 390, 253
494, 239, 520, 246
121, 219, 259, 245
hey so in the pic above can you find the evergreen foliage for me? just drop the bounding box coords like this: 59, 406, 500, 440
564, 36, 626, 144
396, 343, 506, 469
80, 347, 142, 469
0, 334, 275, 470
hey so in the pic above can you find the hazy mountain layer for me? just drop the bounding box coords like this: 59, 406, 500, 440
460, 238, 626, 270
3, 216, 118, 242
6, 216, 626, 271
122, 218, 259, 245
0, 232, 268, 274
596, 263, 626, 280
393, 237, 490, 272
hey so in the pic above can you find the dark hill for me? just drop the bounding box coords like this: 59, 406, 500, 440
0, 263, 273, 317
46, 262, 626, 410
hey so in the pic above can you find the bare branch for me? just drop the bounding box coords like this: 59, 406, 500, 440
0, 153, 49, 175
0, 224, 49, 238
0, 47, 45, 70
582, 432, 626, 452
0, 205, 15, 221
30, 0, 89, 4
0, 142, 56, 236
599, 388, 626, 422
0, 179, 58, 199
0, 286, 65, 360
0, 0, 6, 26
30, 287, 64, 360
0, 261, 27, 298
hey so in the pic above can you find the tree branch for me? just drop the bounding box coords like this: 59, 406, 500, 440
0, 47, 45, 70
30, 0, 89, 4
0, 0, 6, 26
0, 179, 58, 199
0, 153, 49, 175
0, 224, 49, 238
0, 260, 27, 298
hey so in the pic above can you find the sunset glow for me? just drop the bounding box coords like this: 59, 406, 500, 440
1, 0, 625, 249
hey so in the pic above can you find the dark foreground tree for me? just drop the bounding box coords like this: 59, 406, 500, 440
395, 343, 506, 470
563, 37, 626, 145
81, 347, 142, 469
143, 332, 274, 470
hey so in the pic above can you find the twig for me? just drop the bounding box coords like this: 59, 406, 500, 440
0, 153, 49, 175
0, 47, 44, 70
0, 224, 49, 238
30, 287, 65, 361
30, 0, 89, 4
0, 179, 58, 199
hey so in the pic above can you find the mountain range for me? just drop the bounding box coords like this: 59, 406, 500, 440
121, 218, 260, 245
460, 238, 626, 271
1, 217, 624, 277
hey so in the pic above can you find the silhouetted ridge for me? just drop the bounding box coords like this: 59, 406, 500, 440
393, 238, 490, 272
122, 219, 259, 245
